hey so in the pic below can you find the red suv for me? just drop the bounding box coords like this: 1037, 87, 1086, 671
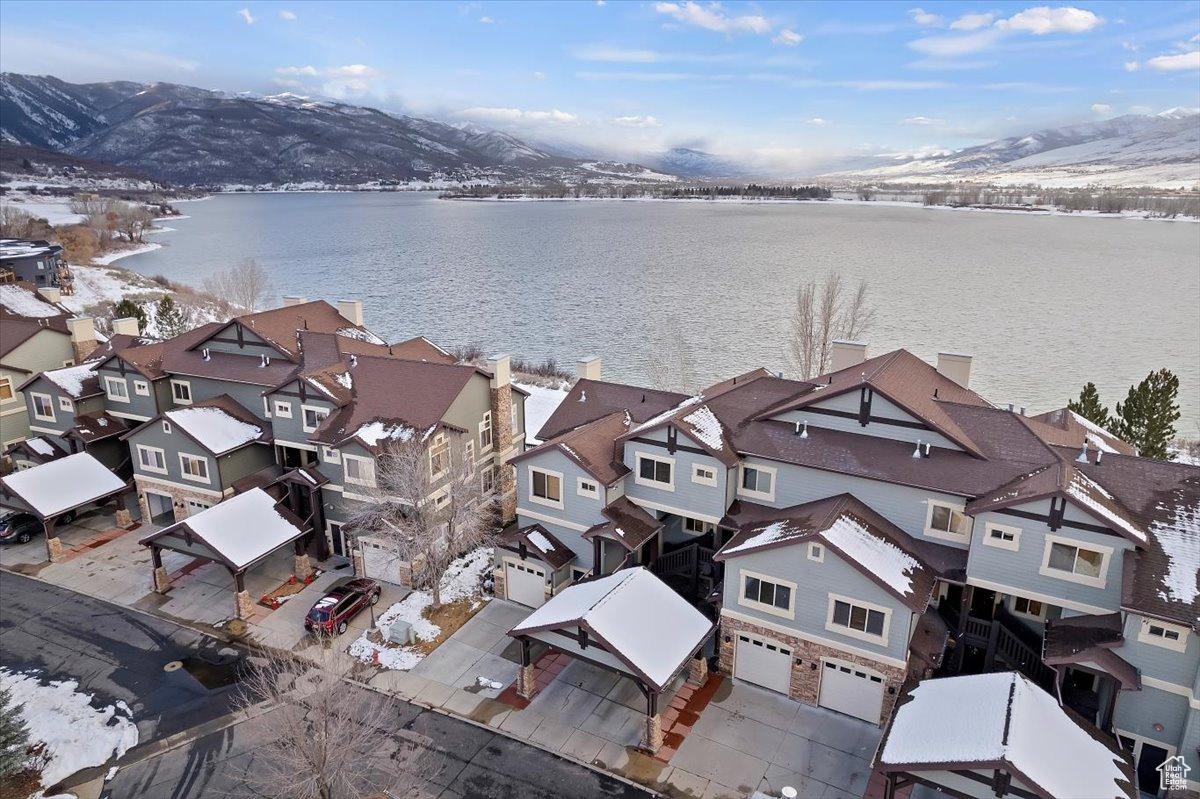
304, 577, 381, 636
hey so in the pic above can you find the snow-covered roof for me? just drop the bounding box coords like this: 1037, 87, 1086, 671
42, 361, 100, 398
165, 406, 264, 455
0, 284, 64, 318
140, 488, 305, 570
879, 672, 1134, 799
0, 453, 126, 518
820, 514, 919, 597
509, 567, 713, 691
354, 420, 420, 448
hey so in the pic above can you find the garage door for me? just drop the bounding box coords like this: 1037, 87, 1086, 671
360, 538, 403, 585
818, 659, 885, 723
505, 560, 547, 608
734, 634, 792, 694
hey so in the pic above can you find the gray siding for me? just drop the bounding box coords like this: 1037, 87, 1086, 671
128, 421, 218, 490
265, 381, 335, 445
198, 323, 277, 356
775, 392, 962, 451
1114, 684, 1191, 752
21, 375, 77, 438
1120, 614, 1200, 689
93, 360, 164, 420
515, 448, 607, 533
215, 444, 274, 490
622, 427, 729, 522
170, 375, 270, 419
443, 373, 491, 446
721, 543, 915, 664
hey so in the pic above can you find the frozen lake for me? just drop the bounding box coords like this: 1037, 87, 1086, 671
126, 192, 1200, 430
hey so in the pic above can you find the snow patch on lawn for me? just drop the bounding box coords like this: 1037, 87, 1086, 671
0, 668, 138, 789
347, 547, 494, 670
91, 242, 162, 266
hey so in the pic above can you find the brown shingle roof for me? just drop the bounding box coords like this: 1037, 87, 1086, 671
583, 496, 663, 550
1026, 408, 1136, 457
66, 412, 129, 443
499, 524, 577, 570
511, 411, 631, 485
537, 378, 687, 441
229, 301, 382, 360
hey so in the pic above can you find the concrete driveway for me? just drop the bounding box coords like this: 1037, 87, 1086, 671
0, 505, 123, 571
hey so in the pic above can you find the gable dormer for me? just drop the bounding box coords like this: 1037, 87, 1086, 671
190, 320, 293, 361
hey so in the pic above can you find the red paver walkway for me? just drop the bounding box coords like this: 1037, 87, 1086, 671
58, 527, 135, 563
497, 649, 569, 709
656, 674, 723, 763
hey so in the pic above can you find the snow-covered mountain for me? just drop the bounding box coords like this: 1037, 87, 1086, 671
0, 73, 676, 187
821, 110, 1200, 188
654, 148, 748, 179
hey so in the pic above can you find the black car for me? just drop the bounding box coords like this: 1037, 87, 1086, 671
304, 577, 381, 636
0, 511, 41, 544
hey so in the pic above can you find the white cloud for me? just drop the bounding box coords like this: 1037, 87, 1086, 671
908, 8, 944, 27
1121, 40, 1137, 51
613, 115, 663, 127
237, 7, 256, 25
479, 15, 494, 23
532, 71, 546, 80
574, 46, 660, 63
995, 6, 1103, 35
950, 12, 994, 31
653, 2, 770, 35
805, 118, 830, 125
900, 115, 945, 125
1145, 51, 1200, 71
460, 106, 580, 124
279, 9, 297, 20
327, 64, 378, 77
772, 29, 804, 46
575, 71, 700, 81
1124, 60, 1140, 71
273, 64, 382, 98
596, 0, 605, 5
907, 57, 995, 70
275, 65, 319, 76
1090, 103, 1111, 113
908, 29, 1002, 57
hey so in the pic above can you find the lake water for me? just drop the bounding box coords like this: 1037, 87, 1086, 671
127, 193, 1200, 431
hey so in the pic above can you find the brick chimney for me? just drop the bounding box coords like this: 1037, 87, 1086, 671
830, 340, 868, 373
282, 295, 307, 307
486, 354, 516, 521
336, 300, 364, 327
936, 352, 973, 389
577, 356, 601, 381
66, 317, 97, 362
111, 317, 140, 336
37, 287, 62, 304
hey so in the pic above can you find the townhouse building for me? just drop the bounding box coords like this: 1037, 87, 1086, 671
499, 344, 1199, 796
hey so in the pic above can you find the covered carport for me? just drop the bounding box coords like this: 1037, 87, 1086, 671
508, 567, 714, 753
0, 452, 130, 562
141, 488, 311, 621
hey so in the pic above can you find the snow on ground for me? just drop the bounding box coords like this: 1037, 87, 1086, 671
515, 382, 570, 445
91, 242, 162, 266
0, 667, 138, 789
347, 547, 493, 671
0, 196, 85, 226
59, 263, 160, 314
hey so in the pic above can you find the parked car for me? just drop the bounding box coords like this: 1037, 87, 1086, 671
0, 511, 41, 545
304, 577, 381, 636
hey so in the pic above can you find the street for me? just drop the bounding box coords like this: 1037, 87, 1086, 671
0, 573, 651, 799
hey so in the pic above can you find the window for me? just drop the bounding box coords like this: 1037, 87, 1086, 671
481, 466, 497, 494
1040, 535, 1111, 587
137, 445, 167, 474
1012, 596, 1045, 618
464, 439, 475, 467
104, 377, 129, 403
58, 396, 73, 412
30, 393, 55, 422
529, 467, 562, 507
170, 380, 192, 405
683, 517, 714, 535
827, 595, 890, 644
511, 402, 519, 435
738, 464, 776, 500
322, 446, 340, 463
433, 491, 450, 508
0, 377, 13, 402
344, 455, 376, 487
983, 522, 1021, 551
635, 453, 674, 489
133, 380, 150, 396
479, 412, 493, 452
925, 501, 972, 541
577, 478, 599, 499
809, 542, 825, 562
692, 464, 717, 486
274, 401, 293, 418
1137, 618, 1187, 652
429, 433, 450, 478
739, 571, 795, 618
302, 406, 329, 433
179, 454, 210, 483
162, 421, 172, 434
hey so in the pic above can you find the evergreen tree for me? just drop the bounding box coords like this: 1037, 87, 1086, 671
1115, 369, 1181, 460
112, 299, 147, 334
0, 686, 31, 778
155, 295, 186, 339
1067, 382, 1112, 432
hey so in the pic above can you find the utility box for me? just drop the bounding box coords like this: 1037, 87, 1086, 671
387, 620, 415, 645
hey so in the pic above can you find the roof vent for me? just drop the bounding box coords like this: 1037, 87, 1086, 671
202, 347, 210, 361
350, 354, 358, 368
923, 443, 931, 458
259, 354, 267, 367
579, 390, 586, 403
913, 439, 923, 459
1095, 450, 1103, 466
795, 420, 809, 438
1076, 442, 1089, 464
1008, 403, 1014, 412
1020, 407, 1026, 416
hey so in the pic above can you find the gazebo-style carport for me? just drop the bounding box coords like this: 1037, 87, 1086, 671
141, 488, 311, 621
0, 452, 130, 562
508, 567, 714, 753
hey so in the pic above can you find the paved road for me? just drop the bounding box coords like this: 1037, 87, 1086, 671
0, 574, 651, 799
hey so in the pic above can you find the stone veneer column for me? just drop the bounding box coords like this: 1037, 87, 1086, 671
294, 553, 313, 580
153, 567, 170, 593
486, 354, 517, 522
115, 509, 133, 529
492, 566, 507, 601
641, 714, 664, 753
687, 655, 709, 687
46, 536, 64, 563
234, 590, 253, 621
515, 664, 536, 699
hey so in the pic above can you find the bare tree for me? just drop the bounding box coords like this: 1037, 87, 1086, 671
787, 273, 876, 379
347, 431, 495, 607
202, 258, 273, 311
0, 205, 40, 238
112, 201, 155, 243
235, 649, 436, 799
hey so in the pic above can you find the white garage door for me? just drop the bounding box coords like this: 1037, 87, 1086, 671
505, 560, 547, 608
360, 538, 403, 585
734, 634, 792, 695
818, 659, 885, 723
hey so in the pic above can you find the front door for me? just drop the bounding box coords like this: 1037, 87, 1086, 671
1137, 743, 1172, 796
970, 587, 997, 620
329, 523, 346, 558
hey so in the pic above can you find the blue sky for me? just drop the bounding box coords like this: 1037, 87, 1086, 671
2, 1, 1197, 171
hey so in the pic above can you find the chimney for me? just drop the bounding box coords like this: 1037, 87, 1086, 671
487, 354, 511, 388
577, 356, 601, 381
111, 317, 140, 336
336, 300, 364, 327
830, 340, 868, 373
936, 352, 973, 389
485, 354, 516, 520
282, 295, 307, 307
66, 317, 97, 362
37, 287, 61, 304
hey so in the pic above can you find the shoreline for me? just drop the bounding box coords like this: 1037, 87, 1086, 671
90, 242, 163, 266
